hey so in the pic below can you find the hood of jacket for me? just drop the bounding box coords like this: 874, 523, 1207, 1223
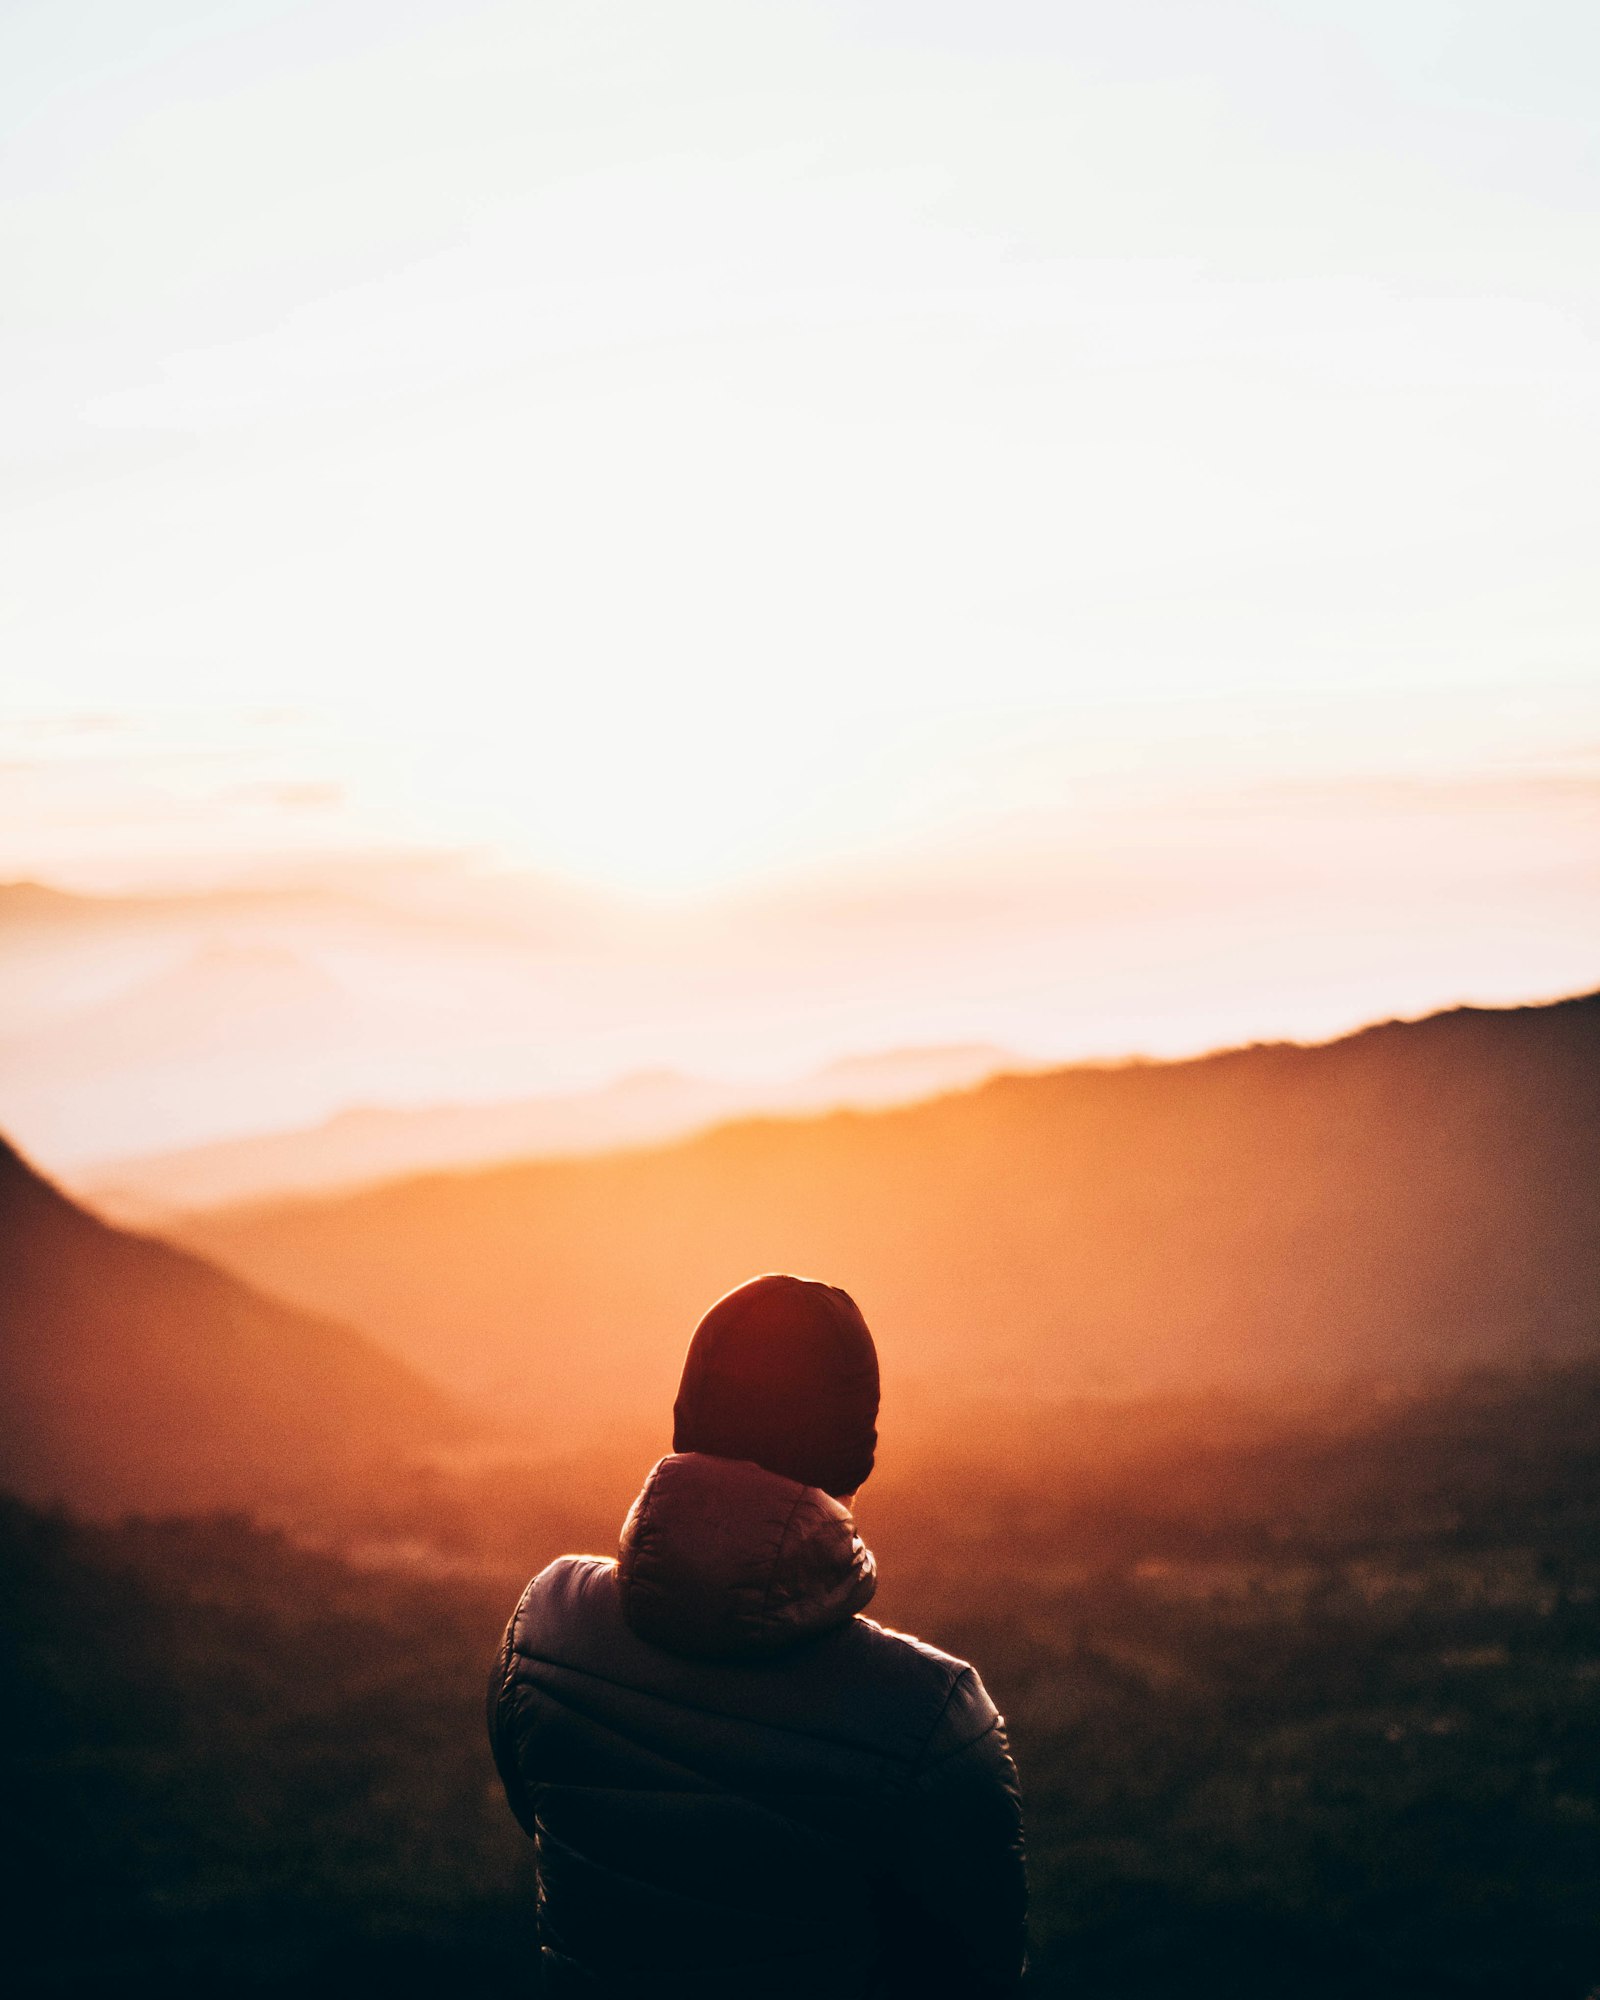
617, 1451, 877, 1662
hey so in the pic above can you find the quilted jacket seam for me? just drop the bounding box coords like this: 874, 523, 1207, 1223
923, 1712, 1002, 1775
503, 1675, 736, 1797
533, 1817, 825, 1925
912, 1665, 975, 1774
512, 1649, 918, 1766
759, 1484, 812, 1631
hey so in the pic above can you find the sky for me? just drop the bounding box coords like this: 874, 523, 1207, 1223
2, 1, 1598, 1158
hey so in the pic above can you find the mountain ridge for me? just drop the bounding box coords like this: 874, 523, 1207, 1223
173, 988, 1600, 1443
74, 1042, 1020, 1220
0, 1134, 473, 1517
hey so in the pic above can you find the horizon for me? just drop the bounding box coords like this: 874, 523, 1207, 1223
2, 848, 1597, 1171
8, 967, 1595, 1206
4, 846, 1597, 1173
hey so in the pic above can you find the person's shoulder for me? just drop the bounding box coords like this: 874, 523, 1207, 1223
839, 1615, 1003, 1759
507, 1553, 621, 1663
824, 1614, 998, 1749
846, 1611, 970, 1681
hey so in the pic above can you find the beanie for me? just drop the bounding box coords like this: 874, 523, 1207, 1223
672, 1273, 880, 1497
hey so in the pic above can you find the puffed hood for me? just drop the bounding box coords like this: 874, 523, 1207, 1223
617, 1451, 877, 1662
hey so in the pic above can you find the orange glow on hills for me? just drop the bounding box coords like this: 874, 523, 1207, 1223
168, 992, 1600, 1455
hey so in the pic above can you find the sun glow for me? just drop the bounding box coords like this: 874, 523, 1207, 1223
7, 3, 1599, 901
2, 0, 1598, 1156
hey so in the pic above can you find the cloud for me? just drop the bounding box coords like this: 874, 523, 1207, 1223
227, 780, 345, 810
1239, 768, 1600, 814
3, 713, 136, 741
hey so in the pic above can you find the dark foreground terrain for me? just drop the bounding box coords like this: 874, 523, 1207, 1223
5, 1361, 1600, 1999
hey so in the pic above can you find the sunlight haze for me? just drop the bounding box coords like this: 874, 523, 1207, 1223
3, 0, 1598, 1159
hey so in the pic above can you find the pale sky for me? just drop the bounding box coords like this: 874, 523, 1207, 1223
2, 1, 1598, 1144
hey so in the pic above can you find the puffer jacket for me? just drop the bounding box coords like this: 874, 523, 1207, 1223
487, 1451, 1026, 1997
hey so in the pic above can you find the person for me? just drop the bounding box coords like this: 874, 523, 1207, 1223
487, 1272, 1027, 1996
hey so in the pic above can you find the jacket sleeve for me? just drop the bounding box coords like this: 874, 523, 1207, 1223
486, 1600, 541, 1842
880, 1665, 1028, 1994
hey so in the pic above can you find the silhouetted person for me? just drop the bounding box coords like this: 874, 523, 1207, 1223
488, 1272, 1027, 1995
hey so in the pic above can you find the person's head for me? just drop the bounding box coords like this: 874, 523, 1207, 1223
672, 1273, 880, 1498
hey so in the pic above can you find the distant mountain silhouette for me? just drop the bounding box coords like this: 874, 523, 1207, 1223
0, 868, 614, 1166
76, 1044, 1019, 1220
0, 1136, 471, 1516
5, 942, 352, 1080
174, 992, 1600, 1445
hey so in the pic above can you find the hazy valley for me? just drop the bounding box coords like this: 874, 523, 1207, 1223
169, 991, 1600, 1443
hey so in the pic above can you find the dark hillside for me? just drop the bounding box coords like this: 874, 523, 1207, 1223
0, 1499, 528, 1997
0, 1137, 471, 1516
178, 992, 1600, 1442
